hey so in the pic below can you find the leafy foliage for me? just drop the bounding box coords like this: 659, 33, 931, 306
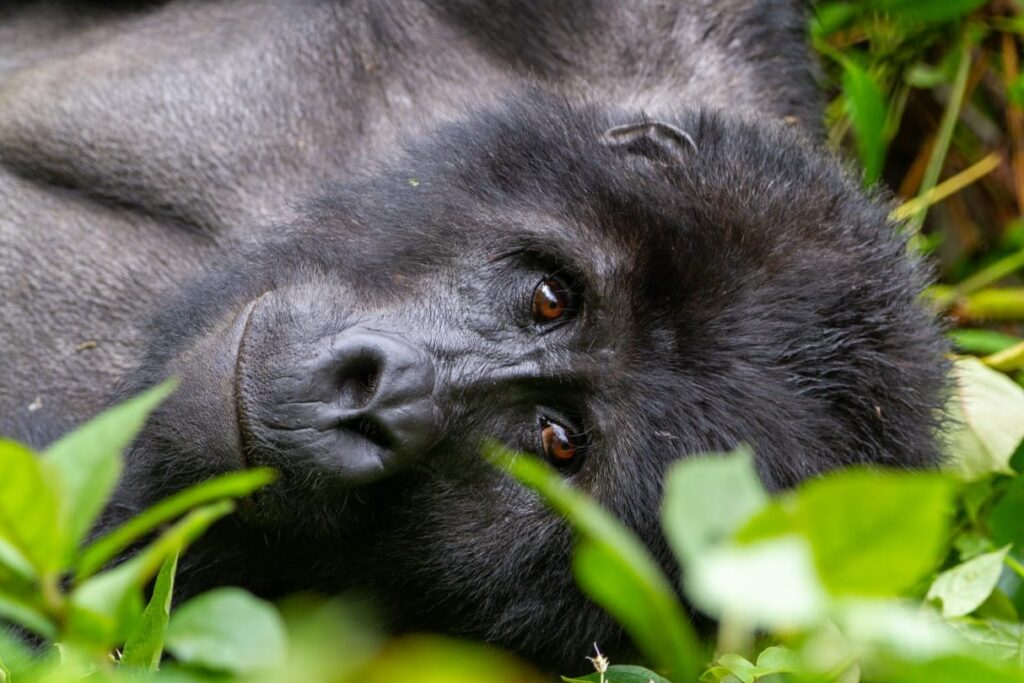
5, 1, 1024, 682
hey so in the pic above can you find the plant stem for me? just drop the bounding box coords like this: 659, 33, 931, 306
905, 35, 973, 235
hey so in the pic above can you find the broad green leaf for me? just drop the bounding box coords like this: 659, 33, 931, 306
0, 593, 55, 640
704, 651, 800, 683
573, 540, 696, 681
948, 329, 1021, 356
945, 357, 1024, 481
488, 445, 701, 683
948, 619, 1024, 664
662, 447, 767, 566
927, 546, 1011, 618
810, 2, 862, 40
68, 500, 233, 647
353, 635, 544, 683
0, 629, 41, 683
834, 600, 964, 661
873, 0, 987, 23
839, 57, 888, 185
989, 478, 1024, 549
77, 467, 274, 579
165, 588, 286, 675
686, 537, 826, 628
122, 551, 178, 670
67, 558, 146, 647
864, 653, 1024, 683
0, 537, 35, 584
45, 380, 177, 565
564, 664, 671, 683
794, 470, 953, 596
0, 440, 60, 574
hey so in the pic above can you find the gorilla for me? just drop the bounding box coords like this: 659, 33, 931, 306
0, 0, 945, 673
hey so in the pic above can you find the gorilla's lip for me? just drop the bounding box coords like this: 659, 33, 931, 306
231, 294, 268, 470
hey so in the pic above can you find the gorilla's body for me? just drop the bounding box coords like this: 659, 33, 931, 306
1, 0, 946, 672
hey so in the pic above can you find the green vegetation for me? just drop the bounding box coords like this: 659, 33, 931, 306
6, 1, 1024, 681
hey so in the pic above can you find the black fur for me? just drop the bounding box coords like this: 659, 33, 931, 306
105, 94, 947, 672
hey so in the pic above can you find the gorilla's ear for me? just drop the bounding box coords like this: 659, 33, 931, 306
600, 120, 697, 163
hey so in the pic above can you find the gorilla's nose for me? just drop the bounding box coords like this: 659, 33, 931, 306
238, 320, 440, 483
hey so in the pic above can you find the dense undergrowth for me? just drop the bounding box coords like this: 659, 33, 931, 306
6, 0, 1024, 681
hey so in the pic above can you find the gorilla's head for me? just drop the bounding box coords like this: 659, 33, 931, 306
113, 93, 946, 670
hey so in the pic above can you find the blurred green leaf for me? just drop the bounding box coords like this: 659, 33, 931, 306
945, 357, 1024, 481
68, 500, 233, 647
77, 467, 274, 579
488, 445, 701, 683
796, 471, 954, 596
662, 447, 767, 566
873, 0, 987, 23
810, 2, 862, 40
927, 546, 1011, 618
948, 619, 1024, 664
45, 381, 177, 566
687, 536, 827, 628
0, 593, 54, 640
356, 635, 544, 683
988, 477, 1024, 549
564, 664, 671, 683
165, 588, 287, 675
122, 551, 178, 670
839, 57, 888, 184
949, 329, 1022, 356
739, 470, 953, 596
0, 439, 60, 575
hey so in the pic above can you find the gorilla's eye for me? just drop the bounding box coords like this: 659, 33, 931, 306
540, 419, 582, 466
531, 276, 574, 323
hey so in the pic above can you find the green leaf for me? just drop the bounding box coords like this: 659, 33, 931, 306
686, 536, 827, 628
989, 477, 1024, 549
945, 357, 1024, 481
487, 444, 702, 683
45, 380, 177, 565
873, 0, 987, 23
0, 439, 60, 574
68, 500, 233, 647
0, 592, 55, 640
948, 329, 1022, 356
165, 588, 286, 675
122, 551, 178, 670
563, 664, 672, 683
834, 600, 965, 660
926, 546, 1011, 618
948, 619, 1024, 664
795, 470, 953, 596
662, 447, 767, 566
77, 467, 274, 579
839, 57, 888, 185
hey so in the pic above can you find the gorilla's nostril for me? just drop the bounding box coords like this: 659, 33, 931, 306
336, 356, 381, 409
340, 415, 392, 451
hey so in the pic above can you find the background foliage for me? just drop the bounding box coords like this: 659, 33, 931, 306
6, 1, 1024, 681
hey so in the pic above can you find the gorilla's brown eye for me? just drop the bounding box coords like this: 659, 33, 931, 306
532, 276, 572, 323
540, 420, 579, 464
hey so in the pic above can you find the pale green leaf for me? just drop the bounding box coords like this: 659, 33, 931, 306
926, 546, 1010, 618
122, 551, 178, 670
45, 380, 177, 564
662, 447, 767, 566
165, 588, 286, 675
945, 357, 1024, 481
0, 439, 61, 574
686, 537, 827, 628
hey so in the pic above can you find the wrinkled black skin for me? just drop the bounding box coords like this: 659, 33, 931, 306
0, 1, 947, 675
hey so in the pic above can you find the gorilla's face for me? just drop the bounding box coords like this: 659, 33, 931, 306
116, 96, 945, 669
